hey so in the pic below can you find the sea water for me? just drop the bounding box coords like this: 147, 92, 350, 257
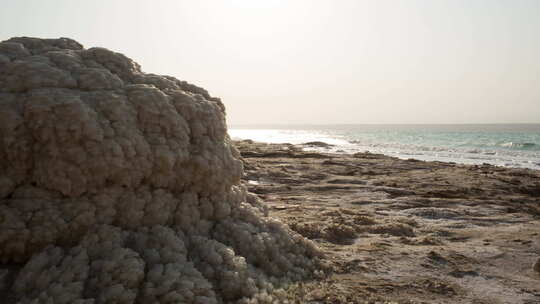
228, 124, 540, 170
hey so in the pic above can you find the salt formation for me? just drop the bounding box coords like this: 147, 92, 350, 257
0, 37, 321, 303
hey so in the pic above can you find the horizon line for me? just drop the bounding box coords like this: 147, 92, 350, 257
228, 122, 540, 126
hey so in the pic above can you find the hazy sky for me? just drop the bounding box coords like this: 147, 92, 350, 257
1, 0, 539, 124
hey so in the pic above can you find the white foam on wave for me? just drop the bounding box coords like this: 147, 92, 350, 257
499, 142, 536, 149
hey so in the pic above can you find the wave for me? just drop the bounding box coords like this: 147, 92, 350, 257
349, 139, 539, 152
499, 142, 536, 149
326, 140, 540, 170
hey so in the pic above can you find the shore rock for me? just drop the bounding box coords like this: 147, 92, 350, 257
533, 258, 540, 273
0, 37, 320, 303
302, 141, 334, 148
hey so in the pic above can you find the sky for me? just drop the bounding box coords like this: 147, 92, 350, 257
1, 0, 539, 125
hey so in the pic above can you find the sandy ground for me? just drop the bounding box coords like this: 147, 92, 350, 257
234, 140, 540, 304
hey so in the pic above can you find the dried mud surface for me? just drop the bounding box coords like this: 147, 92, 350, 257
234, 140, 540, 304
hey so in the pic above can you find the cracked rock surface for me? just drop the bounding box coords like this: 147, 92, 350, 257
0, 37, 321, 304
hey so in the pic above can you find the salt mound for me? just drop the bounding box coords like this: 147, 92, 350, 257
0, 37, 321, 303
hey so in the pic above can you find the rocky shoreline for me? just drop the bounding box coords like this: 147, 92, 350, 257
1, 36, 538, 303
234, 139, 540, 304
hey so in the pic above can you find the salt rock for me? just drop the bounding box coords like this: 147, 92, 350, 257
0, 37, 321, 303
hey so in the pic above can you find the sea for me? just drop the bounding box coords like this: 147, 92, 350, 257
228, 124, 540, 171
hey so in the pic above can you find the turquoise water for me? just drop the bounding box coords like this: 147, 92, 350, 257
228, 124, 540, 170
